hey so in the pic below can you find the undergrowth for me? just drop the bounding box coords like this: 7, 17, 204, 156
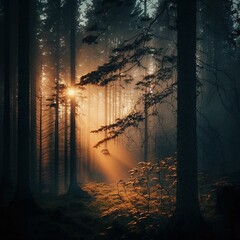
83, 156, 218, 238
83, 157, 176, 237
1, 157, 238, 240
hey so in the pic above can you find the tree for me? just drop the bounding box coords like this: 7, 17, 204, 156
8, 2, 38, 236
38, 63, 43, 194
38, 0, 71, 194
68, 0, 81, 194
0, 0, 18, 202
176, 0, 198, 218
198, 0, 239, 175
176, 0, 198, 220
165, 0, 209, 239
53, 0, 61, 196
30, 0, 40, 196
14, 0, 34, 203
2, 0, 12, 201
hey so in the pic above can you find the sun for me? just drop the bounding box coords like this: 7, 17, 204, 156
67, 87, 76, 97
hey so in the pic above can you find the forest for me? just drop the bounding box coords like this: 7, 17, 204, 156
0, 0, 240, 239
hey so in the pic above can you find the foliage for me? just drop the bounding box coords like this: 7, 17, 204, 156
115, 157, 177, 233
96, 157, 177, 235
80, 32, 155, 86
91, 112, 144, 148
80, 30, 177, 147
82, 158, 222, 237
78, 1, 178, 148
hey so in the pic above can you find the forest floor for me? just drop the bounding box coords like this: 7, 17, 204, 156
1, 171, 240, 239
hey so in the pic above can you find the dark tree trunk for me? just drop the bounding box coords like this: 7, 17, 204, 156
104, 85, 108, 150
9, 0, 18, 192
2, 0, 12, 201
165, 0, 210, 239
15, 0, 32, 203
176, 0, 198, 217
9, 0, 38, 216
68, 0, 80, 193
5, 1, 39, 238
30, 0, 38, 196
144, 94, 148, 162
39, 70, 43, 194
54, 0, 61, 196
64, 98, 69, 191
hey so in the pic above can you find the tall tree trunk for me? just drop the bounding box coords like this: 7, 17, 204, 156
144, 94, 148, 162
68, 0, 80, 193
64, 97, 68, 191
9, 0, 39, 220
10, 0, 18, 191
2, 0, 12, 201
39, 71, 43, 195
165, 0, 210, 239
30, 0, 38, 196
104, 85, 108, 150
5, 2, 40, 238
54, 0, 61, 195
176, 0, 198, 217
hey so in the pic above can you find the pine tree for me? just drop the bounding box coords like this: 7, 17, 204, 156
165, 0, 210, 238
2, 0, 12, 202
68, 0, 81, 194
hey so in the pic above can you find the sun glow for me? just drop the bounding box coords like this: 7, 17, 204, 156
67, 87, 76, 97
